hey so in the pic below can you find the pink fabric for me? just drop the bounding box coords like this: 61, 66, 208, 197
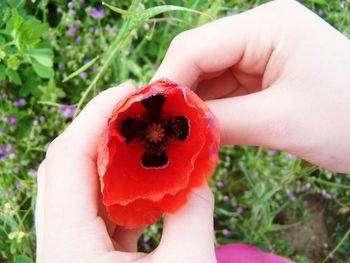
216, 244, 294, 263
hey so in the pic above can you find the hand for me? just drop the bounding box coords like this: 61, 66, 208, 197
35, 82, 216, 263
153, 0, 350, 173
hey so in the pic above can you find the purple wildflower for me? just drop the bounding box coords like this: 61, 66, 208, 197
39, 115, 45, 122
4, 190, 10, 197
142, 236, 149, 244
84, 59, 90, 65
268, 149, 277, 156
67, 28, 77, 37
75, 36, 82, 44
127, 47, 132, 54
286, 153, 295, 161
286, 190, 296, 202
223, 195, 229, 202
2, 94, 8, 100
92, 68, 98, 73
12, 167, 19, 174
222, 229, 231, 237
17, 98, 26, 106
94, 28, 100, 34
304, 183, 311, 191
70, 9, 77, 16
1, 144, 9, 159
321, 189, 327, 197
59, 105, 76, 118
326, 194, 334, 200
68, 1, 73, 8
0, 128, 4, 135
79, 0, 85, 3
237, 207, 244, 214
6, 115, 17, 127
33, 120, 39, 126
232, 201, 238, 208
54, 119, 59, 125
80, 72, 88, 79
87, 38, 93, 45
90, 8, 105, 19
89, 26, 94, 32
73, 23, 80, 30
108, 26, 116, 34
217, 181, 225, 189
15, 181, 21, 189
58, 63, 64, 69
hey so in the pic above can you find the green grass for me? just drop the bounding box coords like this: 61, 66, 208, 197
1, 0, 350, 262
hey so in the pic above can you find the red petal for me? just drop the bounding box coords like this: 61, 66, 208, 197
98, 79, 220, 228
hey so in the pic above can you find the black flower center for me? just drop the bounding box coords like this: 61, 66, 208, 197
119, 95, 189, 168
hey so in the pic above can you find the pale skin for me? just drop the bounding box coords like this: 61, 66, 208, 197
36, 0, 350, 262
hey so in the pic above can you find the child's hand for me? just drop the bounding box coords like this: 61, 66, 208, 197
153, 0, 350, 173
35, 82, 216, 263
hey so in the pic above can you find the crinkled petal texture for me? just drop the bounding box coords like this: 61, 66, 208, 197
97, 79, 220, 229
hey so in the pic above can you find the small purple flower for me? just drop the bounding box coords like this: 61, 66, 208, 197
89, 27, 94, 32
268, 149, 277, 156
12, 167, 19, 174
147, 20, 154, 26
33, 120, 39, 126
217, 181, 225, 189
232, 201, 238, 208
58, 63, 64, 69
321, 189, 327, 197
28, 169, 37, 177
223, 195, 229, 202
39, 115, 45, 122
304, 183, 311, 191
2, 94, 8, 100
15, 181, 21, 189
286, 153, 295, 161
0, 128, 4, 135
237, 207, 244, 214
67, 28, 77, 37
108, 26, 116, 34
6, 115, 17, 127
326, 194, 334, 200
84, 59, 90, 65
93, 68, 98, 73
4, 189, 10, 197
94, 28, 100, 34
17, 98, 26, 106
222, 229, 231, 237
1, 144, 9, 158
341, 0, 347, 7
75, 36, 82, 44
59, 105, 76, 119
286, 190, 293, 197
127, 47, 132, 54
142, 236, 149, 244
73, 23, 80, 30
79, 0, 85, 3
54, 119, 59, 125
87, 38, 93, 45
90, 8, 105, 19
70, 9, 77, 16
80, 72, 88, 79
67, 1, 73, 8
318, 8, 324, 16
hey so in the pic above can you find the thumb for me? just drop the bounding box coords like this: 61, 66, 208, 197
153, 185, 216, 263
207, 85, 293, 150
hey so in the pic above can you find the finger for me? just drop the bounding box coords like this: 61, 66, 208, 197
153, 185, 216, 262
35, 160, 46, 263
112, 225, 145, 252
44, 82, 136, 225
206, 84, 293, 148
152, 0, 283, 88
196, 69, 240, 100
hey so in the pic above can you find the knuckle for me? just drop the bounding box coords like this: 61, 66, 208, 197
46, 134, 69, 159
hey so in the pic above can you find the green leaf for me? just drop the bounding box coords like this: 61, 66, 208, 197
7, 55, 20, 69
20, 68, 39, 97
0, 64, 5, 81
15, 255, 34, 263
5, 9, 24, 37
26, 47, 53, 67
309, 0, 327, 5
8, 68, 22, 84
102, 2, 129, 15
31, 58, 54, 79
18, 19, 48, 49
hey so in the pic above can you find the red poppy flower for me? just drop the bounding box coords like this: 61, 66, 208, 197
97, 79, 220, 229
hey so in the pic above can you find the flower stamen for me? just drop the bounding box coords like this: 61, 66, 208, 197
146, 123, 164, 143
